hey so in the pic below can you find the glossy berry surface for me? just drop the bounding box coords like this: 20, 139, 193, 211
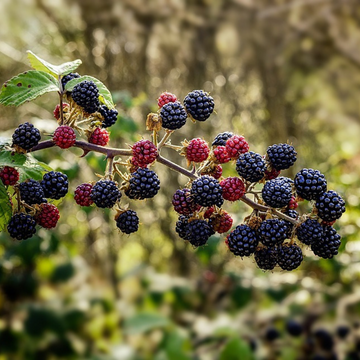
53, 125, 76, 149
262, 178, 293, 208
74, 183, 94, 206
266, 143, 297, 171
157, 92, 177, 108
160, 101, 187, 130
0, 166, 19, 186
19, 179, 46, 205
41, 171, 68, 200
71, 80, 100, 114
258, 219, 288, 247
294, 168, 327, 200
89, 127, 110, 146
296, 218, 323, 246
125, 168, 160, 200
227, 224, 259, 257
99, 105, 118, 128
35, 203, 60, 229
172, 188, 200, 216
183, 90, 214, 121
116, 210, 139, 234
277, 244, 303, 271
212, 132, 234, 147
61, 72, 80, 90
190, 175, 224, 207
213, 146, 230, 164
315, 190, 346, 222
255, 247, 278, 270
7, 213, 37, 240
186, 219, 214, 247
311, 226, 341, 259
225, 135, 249, 159
220, 177, 245, 202
185, 138, 210, 163
236, 151, 266, 183
132, 139, 158, 168
12, 122, 41, 151
90, 179, 121, 208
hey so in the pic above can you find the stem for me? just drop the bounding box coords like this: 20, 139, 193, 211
59, 92, 64, 125
105, 156, 115, 179
156, 155, 197, 179
153, 130, 158, 147
157, 130, 174, 150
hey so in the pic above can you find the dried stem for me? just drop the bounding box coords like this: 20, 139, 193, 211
157, 130, 174, 150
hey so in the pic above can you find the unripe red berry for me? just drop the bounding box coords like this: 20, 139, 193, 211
53, 103, 70, 120
185, 138, 210, 163
35, 203, 60, 229
53, 125, 76, 149
288, 196, 298, 210
0, 166, 19, 186
264, 167, 281, 180
89, 128, 109, 146
201, 164, 222, 180
213, 146, 231, 164
157, 92, 177, 108
225, 135, 249, 159
204, 206, 215, 219
132, 139, 158, 168
210, 211, 233, 233
220, 177, 245, 201
74, 183, 94, 206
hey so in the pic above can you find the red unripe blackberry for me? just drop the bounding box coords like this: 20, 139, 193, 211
277, 243, 303, 271
0, 166, 19, 186
157, 92, 177, 108
53, 125, 76, 149
255, 247, 278, 270
172, 188, 200, 216
91, 179, 121, 208
116, 210, 139, 234
288, 196, 298, 210
220, 177, 245, 202
7, 213, 37, 240
212, 132, 234, 147
204, 206, 215, 219
209, 211, 233, 233
53, 103, 70, 120
201, 164, 222, 180
35, 203, 60, 229
264, 167, 281, 180
185, 138, 210, 163
227, 224, 259, 257
74, 183, 94, 206
213, 146, 230, 164
225, 135, 249, 159
89, 127, 110, 146
183, 90, 214, 122
12, 122, 41, 151
131, 139, 158, 168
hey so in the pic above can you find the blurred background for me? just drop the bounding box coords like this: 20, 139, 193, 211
0, 0, 360, 359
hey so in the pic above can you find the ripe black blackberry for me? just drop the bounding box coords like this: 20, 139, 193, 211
116, 210, 139, 234
226, 224, 259, 257
336, 325, 350, 339
172, 188, 200, 216
296, 218, 323, 246
125, 168, 160, 200
283, 209, 299, 238
311, 226, 341, 259
71, 80, 100, 114
186, 219, 214, 247
99, 105, 118, 128
315, 190, 346, 222
254, 247, 277, 270
41, 171, 68, 199
175, 215, 191, 240
19, 179, 46, 205
7, 213, 37, 240
277, 243, 303, 271
159, 101, 187, 130
313, 329, 334, 351
212, 132, 234, 147
12, 122, 41, 151
266, 143, 297, 171
61, 72, 80, 90
265, 328, 280, 341
236, 151, 266, 183
286, 320, 303, 337
190, 175, 224, 207
262, 178, 293, 208
294, 168, 327, 200
258, 219, 288, 247
91, 179, 121, 208
183, 90, 214, 121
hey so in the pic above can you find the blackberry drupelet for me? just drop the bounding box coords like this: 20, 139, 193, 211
61, 72, 80, 90
19, 179, 46, 205
183, 90, 214, 121
236, 151, 266, 183
99, 105, 118, 128
190, 175, 224, 207
262, 178, 293, 208
212, 132, 234, 147
296, 218, 323, 246
254, 247, 278, 270
311, 226, 341, 259
12, 122, 41, 151
116, 210, 139, 234
7, 213, 36, 240
294, 168, 327, 200
175, 215, 190, 240
41, 171, 68, 199
186, 219, 214, 247
258, 219, 288, 247
315, 190, 345, 222
125, 168, 160, 200
71, 80, 100, 114
267, 143, 297, 171
226, 224, 259, 257
90, 179, 121, 208
160, 101, 187, 130
172, 188, 200, 216
277, 243, 303, 271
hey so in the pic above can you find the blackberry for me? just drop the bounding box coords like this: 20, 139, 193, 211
258, 219, 288, 247
183, 90, 214, 121
12, 122, 41, 151
71, 80, 100, 114
265, 328, 280, 341
213, 146, 230, 164
0, 166, 19, 186
200, 164, 222, 179
160, 101, 187, 130
212, 132, 234, 147
264, 167, 281, 180
226, 224, 259, 257
172, 188, 200, 216
296, 219, 323, 246
91, 179, 121, 208
157, 92, 177, 108
190, 175, 224, 207
185, 138, 210, 163
125, 168, 160, 200
35, 203, 60, 229
313, 329, 334, 351
7, 213, 36, 240
209, 211, 233, 233
283, 209, 299, 237
88, 127, 109, 146
254, 247, 277, 270
277, 176, 294, 186
99, 105, 118, 128
19, 179, 46, 205
266, 143, 297, 171
220, 177, 245, 202
41, 171, 68, 200
61, 72, 80, 90
225, 135, 249, 159
74, 183, 94, 207
236, 151, 266, 183
336, 325, 350, 339
116, 210, 139, 234
186, 219, 214, 247
262, 178, 293, 208
286, 320, 303, 337
294, 168, 327, 200
175, 215, 190, 240
53, 125, 76, 149
277, 243, 303, 271
311, 226, 341, 259
131, 139, 158, 168
315, 190, 345, 222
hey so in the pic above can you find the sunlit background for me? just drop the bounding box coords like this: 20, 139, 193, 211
0, 1, 360, 359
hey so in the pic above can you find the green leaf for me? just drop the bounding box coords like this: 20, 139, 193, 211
0, 181, 12, 231
124, 313, 169, 335
27, 50, 82, 77
0, 70, 59, 107
65, 76, 115, 109
219, 338, 254, 360
0, 150, 27, 167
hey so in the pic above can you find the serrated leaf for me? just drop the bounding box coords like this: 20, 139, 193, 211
124, 313, 169, 335
27, 50, 82, 77
0, 182, 12, 231
0, 150, 27, 167
65, 76, 115, 109
0, 71, 59, 107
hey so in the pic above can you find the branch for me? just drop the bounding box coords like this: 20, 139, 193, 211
156, 155, 197, 180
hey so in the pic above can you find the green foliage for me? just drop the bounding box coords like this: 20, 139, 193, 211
219, 338, 254, 360
0, 181, 12, 231
124, 313, 170, 335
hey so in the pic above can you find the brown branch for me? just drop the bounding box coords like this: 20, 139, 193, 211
156, 155, 197, 180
